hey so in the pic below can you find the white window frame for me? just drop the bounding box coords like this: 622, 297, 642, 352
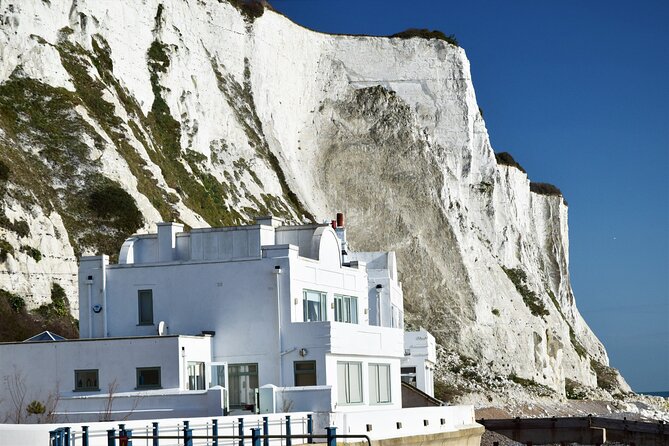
187, 361, 206, 390
337, 361, 363, 405
303, 290, 327, 322
334, 294, 358, 324
369, 363, 392, 404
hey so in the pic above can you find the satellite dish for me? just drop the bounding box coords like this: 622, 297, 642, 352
158, 321, 166, 336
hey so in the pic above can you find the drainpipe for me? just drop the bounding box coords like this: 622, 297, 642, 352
85, 276, 93, 338
375, 284, 383, 326
102, 260, 108, 337
273, 266, 282, 386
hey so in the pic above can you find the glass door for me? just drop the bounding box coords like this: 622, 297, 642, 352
228, 363, 258, 409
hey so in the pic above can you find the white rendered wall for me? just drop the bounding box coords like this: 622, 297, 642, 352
0, 335, 211, 422
402, 330, 436, 396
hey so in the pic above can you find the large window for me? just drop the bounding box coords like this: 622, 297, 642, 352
138, 289, 153, 325
334, 294, 358, 323
294, 361, 317, 386
337, 361, 362, 404
74, 369, 99, 391
136, 367, 161, 389
229, 363, 258, 409
187, 361, 206, 390
369, 364, 391, 404
303, 290, 327, 322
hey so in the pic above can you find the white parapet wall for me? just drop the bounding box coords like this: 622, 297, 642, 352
0, 407, 482, 446
330, 405, 479, 440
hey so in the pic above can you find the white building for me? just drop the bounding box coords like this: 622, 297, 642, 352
0, 215, 441, 421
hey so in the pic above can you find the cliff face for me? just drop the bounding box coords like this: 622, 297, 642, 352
0, 0, 629, 398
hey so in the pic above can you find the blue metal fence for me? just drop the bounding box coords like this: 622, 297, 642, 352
50, 414, 320, 446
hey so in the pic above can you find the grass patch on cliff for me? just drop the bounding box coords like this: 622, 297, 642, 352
0, 239, 14, 263
208, 55, 313, 222
434, 380, 464, 402
565, 378, 587, 400
20, 245, 42, 262
0, 70, 143, 258
530, 182, 562, 197
590, 359, 619, 392
390, 29, 459, 46
228, 0, 266, 21
502, 267, 549, 319
508, 373, 554, 397
495, 152, 526, 173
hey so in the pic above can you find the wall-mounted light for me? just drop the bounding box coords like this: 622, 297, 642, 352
299, 348, 308, 357
273, 265, 282, 275
92, 305, 102, 313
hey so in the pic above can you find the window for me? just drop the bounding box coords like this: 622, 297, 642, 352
138, 289, 153, 325
136, 367, 161, 389
369, 364, 391, 404
74, 369, 99, 391
294, 361, 317, 386
334, 295, 358, 323
187, 361, 206, 390
337, 361, 362, 404
401, 366, 417, 387
303, 290, 326, 322
229, 363, 258, 409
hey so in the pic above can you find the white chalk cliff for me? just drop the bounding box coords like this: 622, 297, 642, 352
0, 0, 629, 398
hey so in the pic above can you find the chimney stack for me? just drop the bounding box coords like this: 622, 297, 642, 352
336, 212, 345, 228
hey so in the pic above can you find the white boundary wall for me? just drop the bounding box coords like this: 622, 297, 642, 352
0, 406, 478, 446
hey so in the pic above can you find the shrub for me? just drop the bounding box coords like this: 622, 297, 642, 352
390, 29, 459, 46
20, 245, 42, 262
590, 359, 619, 392
530, 182, 562, 197
434, 380, 464, 402
0, 239, 14, 262
565, 378, 586, 400
228, 0, 265, 20
491, 308, 500, 316
508, 373, 553, 396
26, 400, 46, 415
35, 283, 71, 318
502, 267, 549, 318
88, 185, 143, 233
495, 152, 526, 173
0, 160, 9, 182
0, 288, 25, 313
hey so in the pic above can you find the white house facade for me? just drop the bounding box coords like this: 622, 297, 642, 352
0, 215, 445, 420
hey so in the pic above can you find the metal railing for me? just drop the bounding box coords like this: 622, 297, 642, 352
49, 414, 316, 446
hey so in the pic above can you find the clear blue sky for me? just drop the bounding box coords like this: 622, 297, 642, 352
270, 0, 669, 392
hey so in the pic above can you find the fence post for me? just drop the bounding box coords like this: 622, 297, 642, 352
285, 416, 292, 446
82, 426, 89, 446
252, 427, 261, 446
183, 427, 193, 446
238, 417, 245, 446
326, 427, 337, 446
107, 428, 116, 446
64, 427, 71, 446
54, 429, 63, 446
125, 429, 133, 446
307, 415, 313, 444
49, 430, 56, 446
212, 419, 219, 446
119, 424, 126, 436
183, 420, 190, 440
263, 417, 269, 446
152, 422, 159, 446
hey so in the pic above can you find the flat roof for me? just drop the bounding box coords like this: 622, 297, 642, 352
0, 334, 210, 347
